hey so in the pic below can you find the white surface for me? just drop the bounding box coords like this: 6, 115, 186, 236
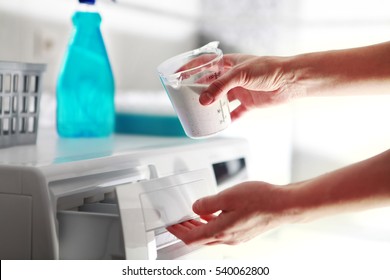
0, 128, 238, 167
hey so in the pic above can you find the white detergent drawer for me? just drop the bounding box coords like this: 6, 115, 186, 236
57, 168, 217, 260
57, 203, 125, 260
116, 168, 216, 260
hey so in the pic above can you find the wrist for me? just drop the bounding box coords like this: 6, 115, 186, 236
276, 180, 326, 224
270, 183, 310, 224
283, 52, 333, 99
275, 55, 319, 101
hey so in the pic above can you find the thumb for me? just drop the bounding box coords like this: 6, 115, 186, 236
192, 194, 223, 215
199, 70, 240, 105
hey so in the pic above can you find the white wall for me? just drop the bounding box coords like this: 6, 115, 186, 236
0, 0, 201, 92
289, 0, 390, 181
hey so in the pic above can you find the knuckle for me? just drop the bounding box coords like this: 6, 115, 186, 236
208, 79, 226, 97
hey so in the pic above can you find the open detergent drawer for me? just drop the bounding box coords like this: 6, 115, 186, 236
56, 168, 216, 260
57, 202, 125, 260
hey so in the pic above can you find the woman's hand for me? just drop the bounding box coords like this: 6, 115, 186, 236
167, 181, 293, 246
199, 54, 303, 121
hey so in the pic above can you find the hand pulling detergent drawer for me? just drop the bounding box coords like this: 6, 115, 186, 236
115, 168, 216, 260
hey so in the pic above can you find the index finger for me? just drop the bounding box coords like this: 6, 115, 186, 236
167, 212, 233, 246
199, 70, 242, 105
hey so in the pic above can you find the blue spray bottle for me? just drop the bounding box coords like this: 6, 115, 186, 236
56, 0, 114, 137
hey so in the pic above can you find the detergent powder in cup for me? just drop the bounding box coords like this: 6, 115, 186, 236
157, 42, 231, 139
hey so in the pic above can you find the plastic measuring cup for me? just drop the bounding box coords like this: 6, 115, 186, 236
157, 42, 231, 139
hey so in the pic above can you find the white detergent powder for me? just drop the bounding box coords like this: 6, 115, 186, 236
166, 84, 231, 138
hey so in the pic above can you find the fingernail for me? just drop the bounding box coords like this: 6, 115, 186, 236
199, 92, 214, 105
193, 199, 201, 211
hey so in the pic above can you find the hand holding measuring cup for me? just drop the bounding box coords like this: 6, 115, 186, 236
157, 42, 231, 139
198, 54, 300, 121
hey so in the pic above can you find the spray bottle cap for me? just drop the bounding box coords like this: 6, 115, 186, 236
78, 0, 117, 4
79, 0, 95, 4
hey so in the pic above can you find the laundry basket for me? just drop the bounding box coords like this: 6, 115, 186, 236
0, 61, 46, 148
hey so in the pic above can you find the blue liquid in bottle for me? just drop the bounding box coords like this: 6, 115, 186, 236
57, 0, 114, 137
